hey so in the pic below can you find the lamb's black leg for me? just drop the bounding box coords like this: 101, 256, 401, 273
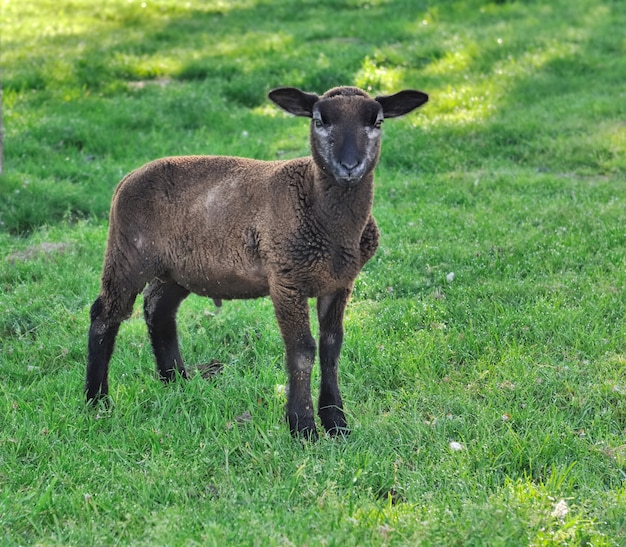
317, 288, 351, 435
271, 286, 318, 440
85, 292, 135, 402
143, 279, 190, 382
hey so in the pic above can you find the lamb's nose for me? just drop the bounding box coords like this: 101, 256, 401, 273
340, 159, 360, 172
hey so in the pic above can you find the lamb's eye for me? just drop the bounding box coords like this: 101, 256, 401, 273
314, 118, 324, 128
374, 119, 383, 129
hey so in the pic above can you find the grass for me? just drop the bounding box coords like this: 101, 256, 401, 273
1, 0, 625, 544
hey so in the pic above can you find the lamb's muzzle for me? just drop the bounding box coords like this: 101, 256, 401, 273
85, 85, 428, 439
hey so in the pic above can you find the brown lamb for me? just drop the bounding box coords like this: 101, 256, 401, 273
85, 85, 428, 439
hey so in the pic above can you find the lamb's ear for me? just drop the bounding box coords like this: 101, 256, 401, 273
375, 90, 429, 119
268, 87, 319, 118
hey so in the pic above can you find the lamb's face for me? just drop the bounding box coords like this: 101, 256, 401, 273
268, 85, 428, 187
310, 97, 384, 188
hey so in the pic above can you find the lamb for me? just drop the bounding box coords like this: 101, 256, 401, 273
85, 85, 428, 439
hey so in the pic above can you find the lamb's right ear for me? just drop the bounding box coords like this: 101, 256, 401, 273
268, 87, 319, 118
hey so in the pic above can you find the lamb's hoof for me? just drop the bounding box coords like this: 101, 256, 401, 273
288, 415, 318, 441
85, 390, 112, 410
296, 426, 319, 442
319, 407, 348, 436
326, 425, 351, 438
158, 367, 189, 383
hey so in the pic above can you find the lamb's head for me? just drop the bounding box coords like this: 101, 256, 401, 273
269, 85, 428, 187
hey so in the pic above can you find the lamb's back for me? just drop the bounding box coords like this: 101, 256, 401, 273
107, 155, 312, 299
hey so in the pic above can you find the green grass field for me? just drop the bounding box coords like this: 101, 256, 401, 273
1, 0, 625, 544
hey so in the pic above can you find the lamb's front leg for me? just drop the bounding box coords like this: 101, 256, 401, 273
359, 216, 380, 267
271, 286, 318, 440
316, 288, 351, 436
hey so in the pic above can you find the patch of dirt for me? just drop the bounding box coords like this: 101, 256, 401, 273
127, 78, 173, 90
5, 242, 68, 263
196, 359, 225, 380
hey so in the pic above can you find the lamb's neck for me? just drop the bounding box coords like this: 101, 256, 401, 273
311, 166, 374, 235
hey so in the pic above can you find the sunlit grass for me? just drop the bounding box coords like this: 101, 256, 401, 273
355, 56, 405, 94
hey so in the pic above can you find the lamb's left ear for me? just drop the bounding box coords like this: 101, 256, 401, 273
269, 87, 320, 118
375, 90, 429, 118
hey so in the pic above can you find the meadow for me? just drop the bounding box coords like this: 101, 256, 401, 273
1, 0, 625, 544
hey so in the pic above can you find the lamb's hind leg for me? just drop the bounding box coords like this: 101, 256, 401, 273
143, 279, 190, 382
317, 288, 351, 435
85, 287, 139, 403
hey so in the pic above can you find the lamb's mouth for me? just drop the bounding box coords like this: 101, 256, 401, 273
332, 165, 366, 187
334, 175, 362, 188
